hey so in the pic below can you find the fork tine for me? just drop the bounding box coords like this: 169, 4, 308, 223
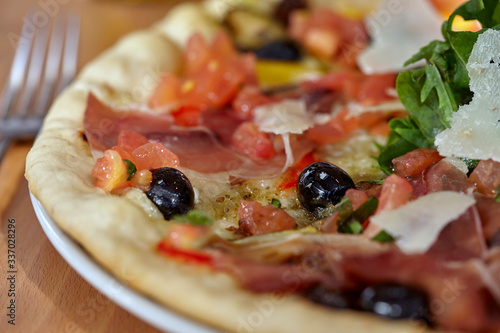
56, 12, 80, 95
0, 13, 35, 119
0, 11, 80, 162
35, 14, 66, 116
17, 13, 52, 117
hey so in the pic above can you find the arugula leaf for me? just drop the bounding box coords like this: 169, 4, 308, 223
451, 0, 500, 29
377, 0, 500, 174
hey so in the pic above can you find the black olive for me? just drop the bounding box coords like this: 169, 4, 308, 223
254, 40, 302, 61
145, 167, 195, 220
360, 284, 431, 324
297, 162, 355, 213
305, 284, 359, 309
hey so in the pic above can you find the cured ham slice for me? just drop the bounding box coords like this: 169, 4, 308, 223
83, 94, 314, 177
426, 206, 487, 261
341, 251, 500, 332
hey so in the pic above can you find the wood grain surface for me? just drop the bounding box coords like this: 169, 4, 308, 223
0, 0, 190, 332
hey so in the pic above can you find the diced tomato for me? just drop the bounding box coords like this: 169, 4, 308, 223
159, 223, 213, 249
92, 149, 130, 192
231, 122, 276, 160
278, 152, 317, 190
172, 105, 204, 127
238, 200, 296, 235
232, 86, 278, 120
132, 142, 180, 171
302, 72, 396, 106
157, 223, 214, 265
306, 108, 359, 145
114, 129, 149, 161
184, 33, 211, 75
304, 27, 341, 60
157, 246, 213, 265
148, 73, 181, 109
363, 174, 413, 238
392, 148, 443, 178
376, 174, 413, 214
288, 8, 368, 63
344, 73, 397, 105
321, 212, 339, 233
425, 160, 472, 194
469, 159, 500, 197
345, 189, 369, 210
149, 32, 257, 112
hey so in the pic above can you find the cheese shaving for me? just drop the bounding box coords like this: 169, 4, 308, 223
254, 99, 314, 135
357, 0, 443, 74
370, 191, 476, 254
346, 99, 404, 118
435, 30, 500, 162
254, 99, 314, 173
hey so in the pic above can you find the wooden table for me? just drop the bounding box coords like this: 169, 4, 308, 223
0, 1, 187, 332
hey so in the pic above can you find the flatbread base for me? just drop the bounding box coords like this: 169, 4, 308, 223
26, 3, 442, 333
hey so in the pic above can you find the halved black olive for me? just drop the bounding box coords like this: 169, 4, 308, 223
254, 40, 302, 61
297, 162, 355, 213
360, 284, 431, 324
145, 167, 194, 220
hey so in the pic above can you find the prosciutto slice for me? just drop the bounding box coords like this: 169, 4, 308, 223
83, 94, 313, 177
204, 232, 500, 332
426, 206, 488, 261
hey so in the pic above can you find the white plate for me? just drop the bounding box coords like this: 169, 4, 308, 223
31, 193, 218, 333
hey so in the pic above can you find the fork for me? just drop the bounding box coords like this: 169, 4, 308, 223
0, 11, 80, 161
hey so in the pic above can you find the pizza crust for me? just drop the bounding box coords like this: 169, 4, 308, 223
26, 2, 442, 333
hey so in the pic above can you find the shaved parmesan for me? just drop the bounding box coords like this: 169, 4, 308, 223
435, 30, 500, 162
370, 192, 476, 254
254, 99, 314, 135
357, 0, 442, 74
254, 99, 314, 173
346, 99, 405, 118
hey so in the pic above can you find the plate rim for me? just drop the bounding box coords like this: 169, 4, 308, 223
30, 191, 219, 333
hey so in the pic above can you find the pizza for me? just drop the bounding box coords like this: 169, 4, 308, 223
25, 0, 500, 332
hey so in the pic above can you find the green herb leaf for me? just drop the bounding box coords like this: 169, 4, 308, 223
369, 179, 385, 185
271, 199, 282, 209
451, 0, 500, 29
338, 220, 363, 234
123, 159, 137, 181
352, 198, 379, 223
378, 0, 500, 173
337, 198, 378, 234
460, 157, 480, 173
373, 230, 396, 243
172, 210, 213, 226
496, 185, 500, 202
335, 197, 353, 221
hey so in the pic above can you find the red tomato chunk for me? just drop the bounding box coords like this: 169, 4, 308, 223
231, 122, 276, 160
238, 200, 296, 235
469, 159, 500, 197
392, 148, 443, 178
